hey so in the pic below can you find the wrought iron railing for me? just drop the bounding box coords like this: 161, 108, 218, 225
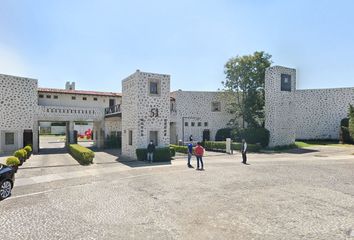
105, 104, 121, 115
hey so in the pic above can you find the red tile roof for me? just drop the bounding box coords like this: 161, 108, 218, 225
38, 88, 121, 97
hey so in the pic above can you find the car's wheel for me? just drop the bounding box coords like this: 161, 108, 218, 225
0, 180, 12, 200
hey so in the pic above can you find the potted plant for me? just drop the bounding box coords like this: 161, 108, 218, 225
13, 149, 26, 165
6, 156, 20, 173
24, 145, 32, 159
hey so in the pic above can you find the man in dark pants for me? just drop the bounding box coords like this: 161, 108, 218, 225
147, 140, 155, 163
241, 139, 247, 164
187, 141, 193, 168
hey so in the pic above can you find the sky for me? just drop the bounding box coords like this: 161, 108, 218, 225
1, 0, 354, 92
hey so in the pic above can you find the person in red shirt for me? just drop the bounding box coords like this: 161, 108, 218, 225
194, 142, 205, 170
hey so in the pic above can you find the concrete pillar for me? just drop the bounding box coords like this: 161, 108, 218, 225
68, 121, 75, 144
94, 121, 104, 149
226, 138, 232, 154
33, 123, 39, 153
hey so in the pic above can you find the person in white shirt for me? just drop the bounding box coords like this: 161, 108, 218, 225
241, 139, 247, 164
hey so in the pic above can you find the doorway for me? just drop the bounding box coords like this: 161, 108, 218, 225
23, 130, 33, 148
149, 131, 158, 146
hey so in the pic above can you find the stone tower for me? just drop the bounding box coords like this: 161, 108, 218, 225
265, 66, 297, 147
121, 70, 170, 159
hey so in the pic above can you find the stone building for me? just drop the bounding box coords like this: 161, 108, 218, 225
1, 66, 354, 156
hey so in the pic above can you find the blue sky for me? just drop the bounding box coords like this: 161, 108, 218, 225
1, 0, 354, 92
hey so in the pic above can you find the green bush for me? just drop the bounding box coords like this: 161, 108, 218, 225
24, 145, 32, 154
69, 144, 94, 165
340, 118, 352, 143
204, 141, 261, 152
136, 147, 171, 162
232, 128, 270, 147
6, 156, 20, 166
169, 147, 176, 157
215, 128, 233, 141
169, 144, 189, 154
349, 104, 354, 142
14, 149, 27, 160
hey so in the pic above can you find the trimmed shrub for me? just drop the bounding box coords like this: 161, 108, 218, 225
349, 104, 354, 142
170, 144, 189, 154
169, 147, 176, 157
69, 144, 94, 165
24, 145, 32, 154
340, 118, 352, 143
136, 147, 171, 162
232, 128, 270, 147
14, 149, 27, 164
215, 128, 233, 141
204, 141, 261, 152
6, 156, 20, 166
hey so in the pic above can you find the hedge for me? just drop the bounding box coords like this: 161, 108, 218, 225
231, 128, 270, 147
170, 144, 189, 154
340, 118, 352, 143
69, 144, 94, 165
203, 141, 261, 152
215, 128, 233, 141
14, 149, 27, 161
6, 156, 20, 166
136, 147, 172, 162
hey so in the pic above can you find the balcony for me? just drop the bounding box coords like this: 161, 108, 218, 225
105, 104, 121, 117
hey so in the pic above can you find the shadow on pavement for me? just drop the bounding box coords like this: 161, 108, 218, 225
261, 148, 319, 155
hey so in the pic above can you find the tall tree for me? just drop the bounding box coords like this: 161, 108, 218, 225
222, 51, 272, 128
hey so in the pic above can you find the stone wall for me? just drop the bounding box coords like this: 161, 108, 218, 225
265, 65, 354, 147
121, 70, 170, 159
171, 91, 234, 143
0, 74, 38, 152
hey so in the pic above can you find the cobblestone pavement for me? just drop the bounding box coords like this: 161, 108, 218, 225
0, 146, 354, 240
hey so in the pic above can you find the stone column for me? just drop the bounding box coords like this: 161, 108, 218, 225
68, 121, 75, 144
32, 122, 39, 153
93, 121, 104, 148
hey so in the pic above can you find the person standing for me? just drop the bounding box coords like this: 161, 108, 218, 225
195, 142, 204, 170
187, 141, 193, 168
189, 134, 193, 142
241, 139, 247, 164
147, 140, 155, 163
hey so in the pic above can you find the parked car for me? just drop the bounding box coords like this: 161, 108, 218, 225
0, 164, 15, 200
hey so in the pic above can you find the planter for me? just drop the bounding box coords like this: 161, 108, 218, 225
11, 165, 18, 173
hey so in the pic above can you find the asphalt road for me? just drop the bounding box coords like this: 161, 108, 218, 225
1, 146, 354, 240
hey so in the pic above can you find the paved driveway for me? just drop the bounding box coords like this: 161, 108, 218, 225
0, 145, 354, 239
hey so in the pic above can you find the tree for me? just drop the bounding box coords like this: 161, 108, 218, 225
349, 104, 354, 142
222, 51, 272, 128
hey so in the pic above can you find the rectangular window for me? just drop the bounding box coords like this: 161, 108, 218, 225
93, 97, 98, 101
128, 130, 133, 145
204, 122, 208, 127
53, 95, 58, 99
184, 122, 189, 127
281, 74, 292, 92
211, 102, 221, 112
72, 96, 76, 100
46, 95, 51, 99
83, 97, 87, 101
198, 122, 202, 127
191, 122, 195, 127
5, 132, 14, 145
150, 82, 158, 94
39, 94, 44, 98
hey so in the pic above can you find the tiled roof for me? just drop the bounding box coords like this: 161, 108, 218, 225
38, 88, 121, 97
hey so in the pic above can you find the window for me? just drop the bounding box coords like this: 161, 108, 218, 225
184, 122, 189, 127
54, 95, 58, 99
211, 102, 221, 112
72, 96, 76, 100
198, 122, 202, 127
281, 74, 292, 92
129, 130, 133, 145
204, 122, 208, 127
46, 95, 51, 99
5, 132, 14, 145
39, 94, 44, 98
93, 97, 98, 101
150, 82, 158, 94
191, 122, 195, 127
83, 97, 87, 101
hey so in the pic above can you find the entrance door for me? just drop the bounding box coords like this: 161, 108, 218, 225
149, 131, 158, 146
203, 129, 210, 141
23, 130, 33, 147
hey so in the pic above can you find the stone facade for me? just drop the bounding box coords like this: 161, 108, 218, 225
265, 66, 354, 147
0, 74, 38, 152
170, 91, 233, 143
121, 70, 170, 158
